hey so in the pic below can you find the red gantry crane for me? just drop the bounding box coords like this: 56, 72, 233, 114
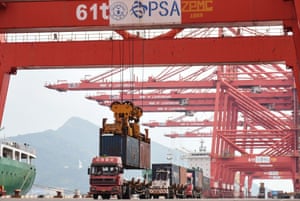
44, 26, 298, 196
47, 62, 297, 197
1, 0, 300, 197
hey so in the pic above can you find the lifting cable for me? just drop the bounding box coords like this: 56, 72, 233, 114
110, 31, 114, 104
130, 32, 135, 102
141, 30, 146, 108
120, 32, 125, 102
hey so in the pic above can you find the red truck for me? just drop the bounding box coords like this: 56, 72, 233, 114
88, 156, 131, 200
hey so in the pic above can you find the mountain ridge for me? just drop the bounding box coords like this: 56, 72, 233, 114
9, 117, 185, 194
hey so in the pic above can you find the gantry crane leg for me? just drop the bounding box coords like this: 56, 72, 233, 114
283, 15, 300, 191
0, 66, 12, 127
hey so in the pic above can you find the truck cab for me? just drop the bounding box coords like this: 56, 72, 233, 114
152, 169, 170, 188
149, 164, 182, 199
88, 156, 127, 200
149, 169, 171, 198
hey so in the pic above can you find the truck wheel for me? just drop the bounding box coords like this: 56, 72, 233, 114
93, 194, 98, 200
102, 194, 110, 199
168, 191, 174, 199
145, 190, 150, 199
117, 193, 123, 199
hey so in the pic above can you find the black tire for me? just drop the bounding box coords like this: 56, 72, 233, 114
93, 194, 98, 200
117, 193, 123, 199
102, 194, 110, 200
123, 185, 132, 199
145, 190, 150, 199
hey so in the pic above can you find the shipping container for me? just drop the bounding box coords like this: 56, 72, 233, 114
139, 140, 150, 169
203, 175, 210, 191
179, 166, 187, 185
99, 131, 140, 169
187, 169, 200, 188
187, 168, 210, 191
151, 163, 180, 185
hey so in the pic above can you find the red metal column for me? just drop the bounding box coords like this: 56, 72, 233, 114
240, 172, 245, 197
284, 17, 300, 191
0, 37, 13, 127
211, 71, 222, 192
295, 0, 300, 30
247, 175, 253, 197
0, 71, 11, 128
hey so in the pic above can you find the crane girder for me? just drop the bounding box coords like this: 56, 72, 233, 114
46, 78, 294, 91
251, 171, 293, 180
86, 90, 293, 101
97, 99, 293, 112
221, 158, 295, 172
0, 36, 297, 72
165, 132, 212, 138
0, 0, 296, 33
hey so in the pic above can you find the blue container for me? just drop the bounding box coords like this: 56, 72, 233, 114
99, 132, 140, 169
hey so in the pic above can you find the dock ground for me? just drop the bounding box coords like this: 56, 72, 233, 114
0, 198, 298, 201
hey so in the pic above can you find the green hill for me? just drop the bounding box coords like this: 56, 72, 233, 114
9, 117, 186, 194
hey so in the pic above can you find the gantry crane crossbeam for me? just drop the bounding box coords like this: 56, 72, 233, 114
0, 0, 296, 33
1, 36, 297, 71
165, 132, 212, 138
92, 94, 293, 111
87, 90, 293, 101
46, 77, 294, 91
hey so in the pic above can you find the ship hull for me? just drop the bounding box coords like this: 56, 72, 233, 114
0, 157, 36, 195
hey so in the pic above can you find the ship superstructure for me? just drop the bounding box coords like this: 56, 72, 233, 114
182, 141, 210, 178
0, 140, 36, 195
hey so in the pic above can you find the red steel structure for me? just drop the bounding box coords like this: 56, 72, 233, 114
1, 0, 300, 197
48, 63, 297, 196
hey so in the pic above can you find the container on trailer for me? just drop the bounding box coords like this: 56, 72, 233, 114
152, 163, 180, 185
187, 169, 201, 188
190, 168, 209, 191
203, 175, 210, 191
99, 130, 140, 169
179, 166, 187, 185
139, 140, 150, 169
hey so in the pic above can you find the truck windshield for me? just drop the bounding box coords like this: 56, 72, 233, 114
155, 171, 168, 180
91, 165, 119, 175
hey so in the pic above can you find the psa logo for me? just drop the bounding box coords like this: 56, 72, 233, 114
130, 0, 180, 19
110, 2, 128, 20
131, 1, 148, 18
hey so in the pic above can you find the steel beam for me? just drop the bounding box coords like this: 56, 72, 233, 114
1, 36, 297, 70
0, 0, 296, 33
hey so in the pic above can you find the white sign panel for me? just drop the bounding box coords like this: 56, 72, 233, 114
109, 0, 182, 26
255, 156, 270, 163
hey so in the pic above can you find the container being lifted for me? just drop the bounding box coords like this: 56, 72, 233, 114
99, 101, 150, 169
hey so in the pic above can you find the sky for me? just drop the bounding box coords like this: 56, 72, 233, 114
1, 68, 209, 154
